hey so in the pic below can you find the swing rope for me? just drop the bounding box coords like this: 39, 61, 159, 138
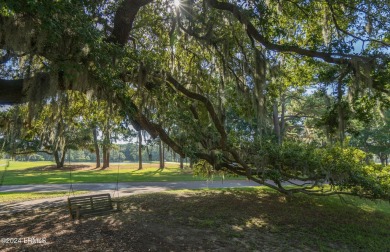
112, 162, 120, 198
66, 146, 121, 199
112, 145, 121, 199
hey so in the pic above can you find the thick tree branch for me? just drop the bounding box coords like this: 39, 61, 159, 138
205, 0, 372, 65
13, 150, 53, 155
166, 74, 228, 147
110, 0, 154, 45
117, 93, 185, 157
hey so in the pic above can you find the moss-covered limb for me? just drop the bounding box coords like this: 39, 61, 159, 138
205, 0, 371, 65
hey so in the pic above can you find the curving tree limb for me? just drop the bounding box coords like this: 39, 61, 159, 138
205, 0, 373, 65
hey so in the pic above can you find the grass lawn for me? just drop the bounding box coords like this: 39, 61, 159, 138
0, 161, 237, 185
0, 191, 88, 203
0, 188, 389, 251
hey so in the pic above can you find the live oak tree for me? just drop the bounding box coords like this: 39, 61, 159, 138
350, 109, 390, 166
0, 92, 99, 168
0, 91, 125, 168
0, 0, 389, 199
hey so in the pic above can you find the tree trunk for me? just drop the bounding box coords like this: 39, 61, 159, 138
273, 102, 281, 145
253, 48, 266, 136
324, 92, 332, 145
159, 139, 164, 169
138, 130, 142, 170
92, 127, 100, 168
146, 145, 152, 162
102, 145, 107, 167
180, 156, 184, 169
107, 150, 110, 166
54, 151, 60, 168
379, 153, 386, 166
280, 94, 286, 145
102, 145, 110, 168
53, 148, 66, 168
337, 81, 345, 145
60, 149, 66, 168
102, 130, 110, 169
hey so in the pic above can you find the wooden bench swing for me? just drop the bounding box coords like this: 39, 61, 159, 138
68, 193, 121, 220
66, 152, 122, 220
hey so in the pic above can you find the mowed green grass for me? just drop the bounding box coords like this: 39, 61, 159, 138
0, 159, 8, 168
0, 161, 233, 185
0, 191, 88, 203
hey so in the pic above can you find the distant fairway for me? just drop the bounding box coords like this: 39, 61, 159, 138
0, 161, 237, 185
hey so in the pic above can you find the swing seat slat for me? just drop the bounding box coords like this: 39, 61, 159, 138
67, 193, 121, 220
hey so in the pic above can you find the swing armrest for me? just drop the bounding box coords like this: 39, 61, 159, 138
111, 199, 122, 211
69, 204, 82, 220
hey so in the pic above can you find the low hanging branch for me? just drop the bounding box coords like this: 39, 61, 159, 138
165, 74, 228, 147
13, 150, 53, 155
116, 93, 185, 157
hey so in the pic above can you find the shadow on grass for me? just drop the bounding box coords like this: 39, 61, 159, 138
130, 168, 164, 176
22, 164, 96, 172
0, 189, 389, 251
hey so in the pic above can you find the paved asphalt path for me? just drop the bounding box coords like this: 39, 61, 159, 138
0, 180, 259, 214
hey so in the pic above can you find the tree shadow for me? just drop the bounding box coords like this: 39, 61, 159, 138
22, 164, 94, 172
0, 190, 389, 251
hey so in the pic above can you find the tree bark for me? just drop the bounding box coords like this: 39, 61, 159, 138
53, 148, 66, 168
102, 145, 107, 168
159, 139, 164, 169
273, 102, 281, 145
379, 153, 387, 166
54, 150, 60, 168
280, 94, 286, 144
92, 126, 100, 168
60, 149, 66, 168
138, 130, 143, 170
102, 130, 110, 169
102, 145, 110, 168
337, 81, 345, 145
110, 0, 154, 46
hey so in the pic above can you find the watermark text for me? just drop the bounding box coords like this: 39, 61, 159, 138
1, 237, 46, 244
